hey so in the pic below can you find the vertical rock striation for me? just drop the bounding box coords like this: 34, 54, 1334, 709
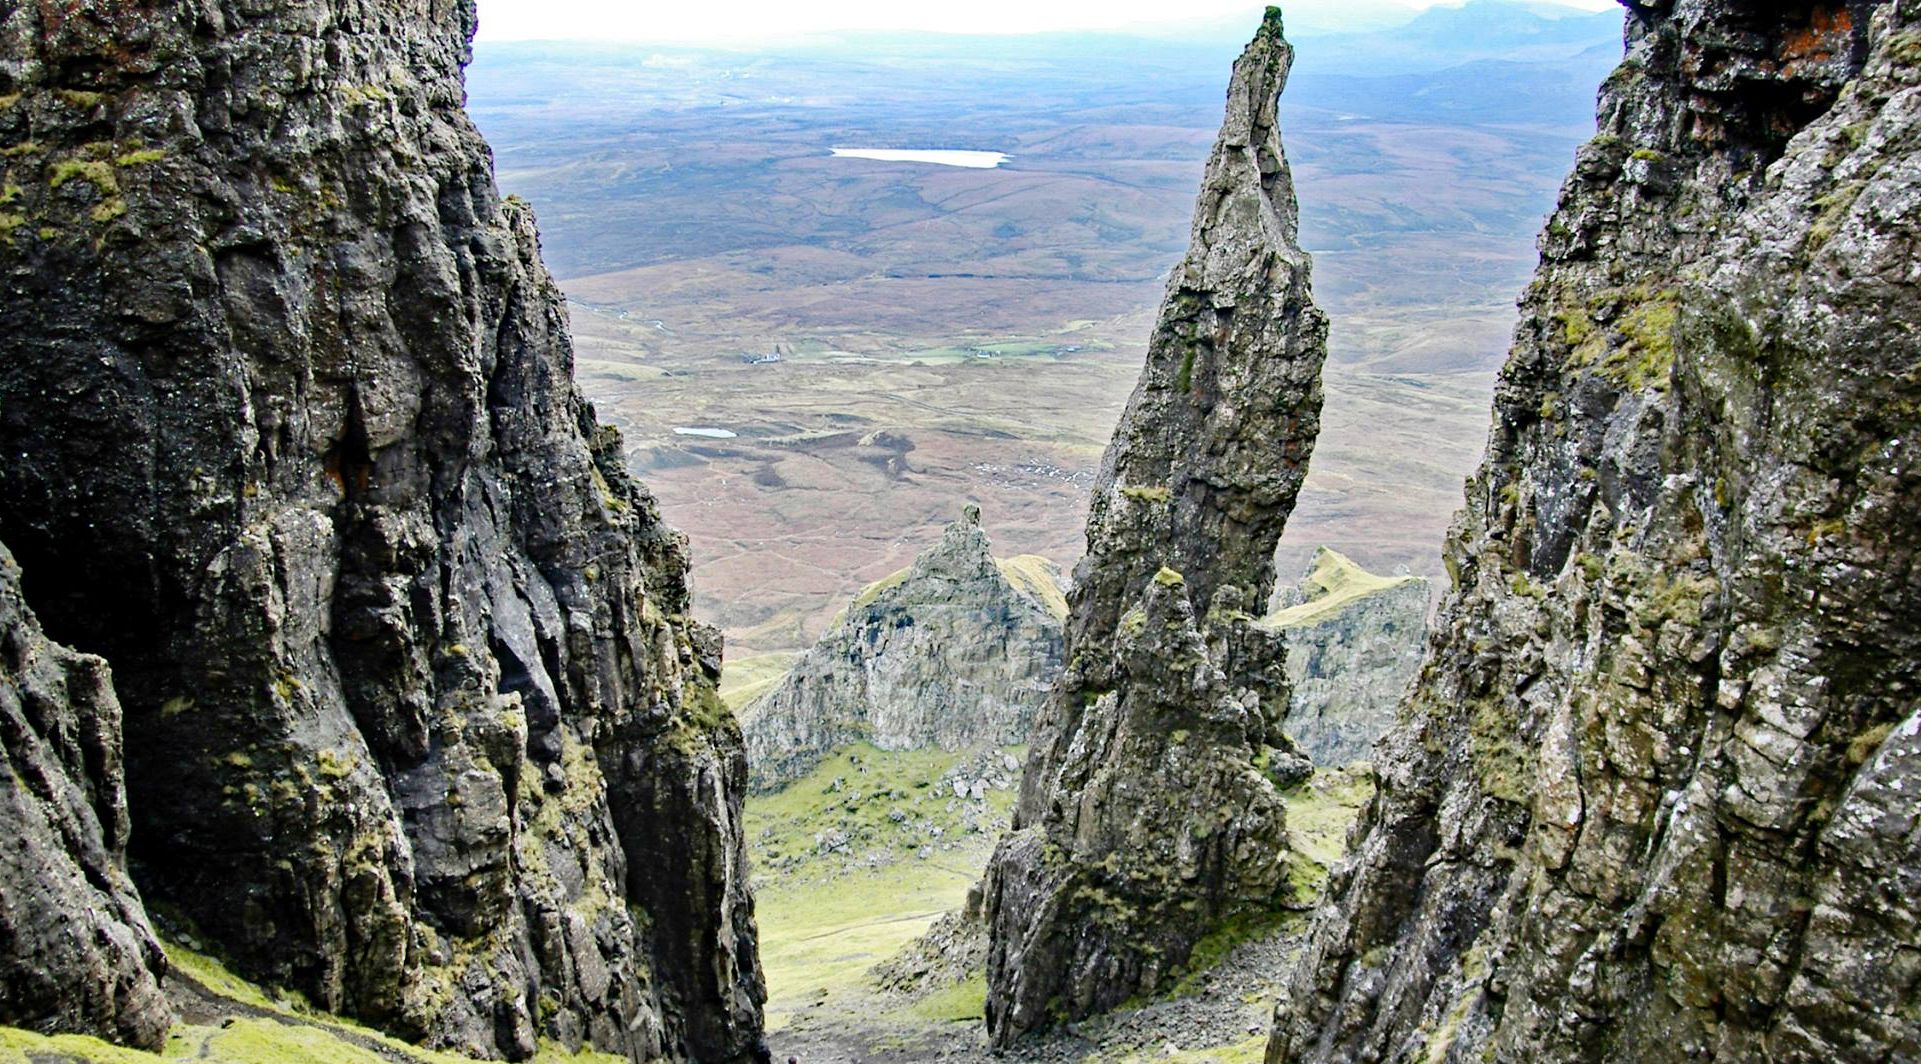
740, 507, 1065, 792
0, 1, 764, 1059
0, 541, 171, 1050
1271, 3, 1921, 1061
1267, 548, 1429, 767
980, 8, 1329, 1045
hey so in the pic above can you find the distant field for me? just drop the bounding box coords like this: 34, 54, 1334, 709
471, 8, 1619, 656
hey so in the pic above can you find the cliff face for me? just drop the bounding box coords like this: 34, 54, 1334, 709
1271, 3, 1921, 1061
0, 542, 171, 1050
1268, 548, 1429, 767
0, 2, 764, 1060
980, 9, 1328, 1046
740, 508, 1064, 792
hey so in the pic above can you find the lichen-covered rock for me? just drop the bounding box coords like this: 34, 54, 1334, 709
1269, 4, 1921, 1061
1267, 548, 1429, 766
0, 542, 171, 1050
980, 8, 1328, 1046
740, 507, 1065, 791
0, 2, 764, 1061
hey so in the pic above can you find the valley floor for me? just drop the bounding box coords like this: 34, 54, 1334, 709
0, 748, 1366, 1064
747, 747, 1372, 1064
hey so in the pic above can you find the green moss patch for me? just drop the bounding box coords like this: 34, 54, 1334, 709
1121, 484, 1172, 504
1555, 284, 1680, 392
0, 1028, 157, 1063
906, 973, 986, 1023
1, 934, 635, 1063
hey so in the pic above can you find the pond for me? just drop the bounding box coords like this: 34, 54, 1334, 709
830, 148, 1010, 169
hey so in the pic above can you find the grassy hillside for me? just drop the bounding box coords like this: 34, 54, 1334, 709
747, 742, 1375, 1060
746, 743, 1020, 1032
1262, 547, 1422, 629
0, 943, 625, 1064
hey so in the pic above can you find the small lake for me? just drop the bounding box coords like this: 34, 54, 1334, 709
830, 148, 1010, 169
674, 427, 738, 439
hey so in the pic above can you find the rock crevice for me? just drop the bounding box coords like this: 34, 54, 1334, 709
0, 542, 171, 1050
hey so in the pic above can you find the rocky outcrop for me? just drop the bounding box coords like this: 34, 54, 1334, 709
0, 541, 171, 1050
980, 8, 1329, 1046
0, 2, 763, 1060
740, 507, 1065, 791
1267, 548, 1428, 766
1271, 4, 1921, 1061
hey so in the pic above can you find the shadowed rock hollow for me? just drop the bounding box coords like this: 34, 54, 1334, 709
0, 541, 171, 1050
0, 0, 766, 1059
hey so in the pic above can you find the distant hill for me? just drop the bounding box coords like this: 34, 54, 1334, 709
1290, 46, 1623, 126
1294, 0, 1621, 75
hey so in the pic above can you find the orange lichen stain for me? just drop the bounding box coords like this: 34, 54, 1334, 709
1782, 7, 1853, 68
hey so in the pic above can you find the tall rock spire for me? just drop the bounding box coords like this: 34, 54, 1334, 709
979, 7, 1329, 1045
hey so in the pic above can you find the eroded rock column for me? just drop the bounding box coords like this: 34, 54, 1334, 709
981, 8, 1330, 1045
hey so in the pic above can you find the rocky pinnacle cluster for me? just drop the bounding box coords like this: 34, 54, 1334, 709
741, 507, 1065, 791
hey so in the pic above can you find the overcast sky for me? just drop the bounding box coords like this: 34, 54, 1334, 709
475, 0, 1618, 44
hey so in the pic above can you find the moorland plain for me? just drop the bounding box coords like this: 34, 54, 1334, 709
469, 3, 1619, 656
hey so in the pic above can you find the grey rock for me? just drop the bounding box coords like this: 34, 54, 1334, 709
1267, 547, 1429, 766
0, 2, 764, 1060
981, 8, 1328, 1047
1270, 4, 1921, 1062
0, 542, 171, 1049
741, 507, 1065, 791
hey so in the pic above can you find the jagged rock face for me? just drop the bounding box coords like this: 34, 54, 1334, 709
981, 9, 1329, 1046
1271, 4, 1921, 1061
0, 542, 171, 1050
1268, 548, 1428, 766
740, 508, 1064, 792
0, 2, 764, 1061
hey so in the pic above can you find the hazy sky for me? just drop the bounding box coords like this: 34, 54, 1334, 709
475, 0, 1618, 44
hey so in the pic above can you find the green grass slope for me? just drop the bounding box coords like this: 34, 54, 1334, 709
0, 942, 626, 1064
